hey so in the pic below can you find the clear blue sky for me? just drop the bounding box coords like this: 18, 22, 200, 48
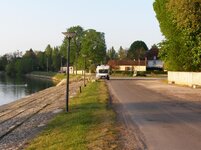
0, 0, 163, 55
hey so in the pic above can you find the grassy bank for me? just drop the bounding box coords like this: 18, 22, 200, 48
30, 71, 82, 82
26, 81, 119, 150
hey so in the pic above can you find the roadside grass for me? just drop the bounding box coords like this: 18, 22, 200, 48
26, 81, 119, 150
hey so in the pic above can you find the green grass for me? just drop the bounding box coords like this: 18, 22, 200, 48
31, 71, 82, 81
26, 81, 118, 150
31, 71, 57, 77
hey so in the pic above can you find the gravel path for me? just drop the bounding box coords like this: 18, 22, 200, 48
0, 81, 83, 150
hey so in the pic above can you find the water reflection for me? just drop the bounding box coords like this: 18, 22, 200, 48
0, 73, 54, 106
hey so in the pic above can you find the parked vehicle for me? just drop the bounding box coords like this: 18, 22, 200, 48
96, 65, 110, 80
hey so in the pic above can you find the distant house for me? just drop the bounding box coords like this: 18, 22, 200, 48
147, 60, 164, 70
60, 66, 84, 75
107, 60, 147, 72
146, 45, 164, 70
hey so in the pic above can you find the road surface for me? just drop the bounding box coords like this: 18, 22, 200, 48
108, 78, 201, 150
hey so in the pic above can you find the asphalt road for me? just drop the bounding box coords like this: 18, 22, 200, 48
108, 79, 201, 150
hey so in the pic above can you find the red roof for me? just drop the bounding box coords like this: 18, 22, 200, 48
107, 60, 146, 68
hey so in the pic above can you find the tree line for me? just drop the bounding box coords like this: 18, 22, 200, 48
0, 26, 107, 76
106, 40, 150, 61
154, 0, 201, 71
0, 24, 154, 76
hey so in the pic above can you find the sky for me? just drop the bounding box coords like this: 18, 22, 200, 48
0, 0, 164, 55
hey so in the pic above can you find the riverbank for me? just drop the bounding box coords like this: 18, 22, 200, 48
30, 71, 81, 80
27, 71, 83, 85
0, 80, 123, 150
0, 80, 83, 149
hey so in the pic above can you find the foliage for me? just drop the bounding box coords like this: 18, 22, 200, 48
111, 70, 133, 77
147, 44, 159, 60
136, 71, 146, 77
52, 47, 61, 71
15, 58, 33, 75
60, 26, 84, 67
0, 55, 8, 71
6, 61, 16, 76
106, 47, 118, 61
35, 51, 46, 71
80, 29, 106, 68
60, 26, 106, 70
127, 41, 149, 60
45, 44, 53, 71
154, 0, 201, 71
118, 46, 127, 60
1, 25, 107, 75
23, 49, 37, 71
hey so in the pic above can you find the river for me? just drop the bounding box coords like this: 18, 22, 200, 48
0, 73, 55, 106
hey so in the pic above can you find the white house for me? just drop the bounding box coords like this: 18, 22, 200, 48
60, 66, 84, 75
107, 60, 147, 72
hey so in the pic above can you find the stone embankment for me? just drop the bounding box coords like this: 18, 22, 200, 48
0, 80, 83, 150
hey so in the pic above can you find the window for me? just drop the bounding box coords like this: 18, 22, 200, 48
125, 67, 131, 71
99, 69, 108, 73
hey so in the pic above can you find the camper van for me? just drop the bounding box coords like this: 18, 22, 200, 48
96, 65, 110, 80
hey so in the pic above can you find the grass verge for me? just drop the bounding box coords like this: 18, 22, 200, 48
26, 81, 119, 150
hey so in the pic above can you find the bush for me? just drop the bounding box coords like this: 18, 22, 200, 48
137, 71, 146, 76
111, 70, 133, 76
145, 70, 167, 75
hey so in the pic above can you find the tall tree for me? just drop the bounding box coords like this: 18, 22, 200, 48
80, 29, 106, 68
0, 55, 8, 71
146, 44, 159, 60
154, 0, 201, 71
52, 47, 60, 71
60, 26, 84, 68
23, 49, 37, 71
35, 51, 46, 71
106, 47, 118, 61
127, 41, 148, 60
4, 51, 23, 75
118, 46, 127, 60
45, 44, 53, 71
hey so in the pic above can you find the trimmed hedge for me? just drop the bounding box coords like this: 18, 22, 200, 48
110, 70, 167, 77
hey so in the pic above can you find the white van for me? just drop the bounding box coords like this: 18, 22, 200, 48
96, 65, 110, 80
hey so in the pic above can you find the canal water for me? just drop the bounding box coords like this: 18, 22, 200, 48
0, 73, 55, 106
